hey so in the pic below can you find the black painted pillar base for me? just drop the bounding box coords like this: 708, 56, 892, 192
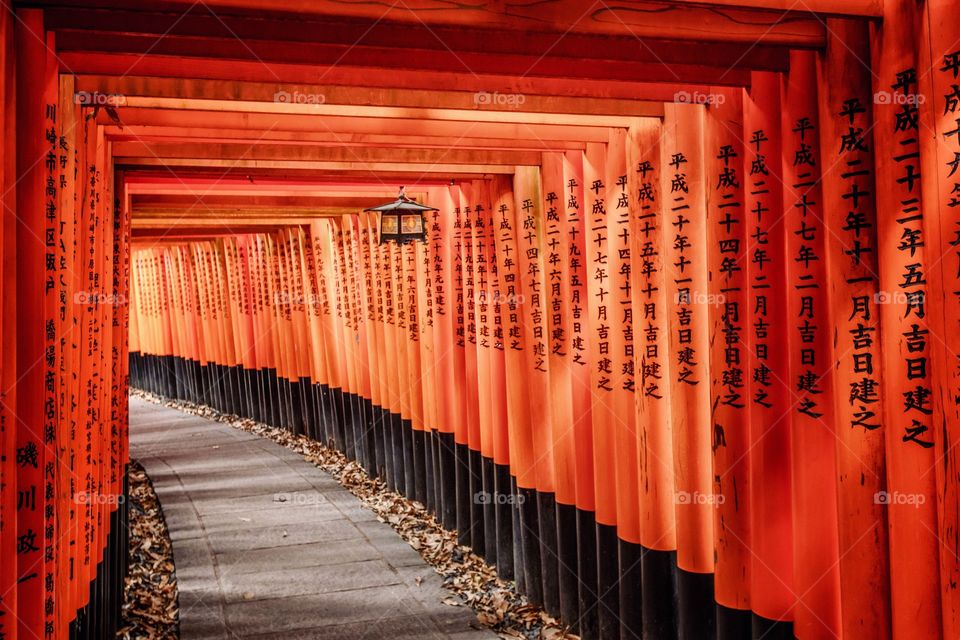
468, 448, 485, 553
596, 522, 621, 640
482, 456, 498, 565
576, 508, 599, 640
493, 462, 514, 581
618, 539, 643, 639
518, 487, 543, 605
437, 432, 458, 531
537, 491, 560, 617
556, 501, 580, 633
678, 568, 716, 640
454, 442, 472, 546
642, 548, 678, 640
412, 427, 427, 505
717, 604, 752, 640
751, 614, 794, 640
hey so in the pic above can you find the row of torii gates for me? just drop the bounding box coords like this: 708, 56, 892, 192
0, 1, 959, 639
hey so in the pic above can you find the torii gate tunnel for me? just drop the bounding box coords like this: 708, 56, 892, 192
1, 0, 959, 638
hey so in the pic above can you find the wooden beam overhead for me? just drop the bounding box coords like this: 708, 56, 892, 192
111, 141, 541, 165
45, 8, 795, 67
57, 31, 748, 87
111, 96, 656, 126
117, 158, 518, 175
36, 0, 828, 45
62, 52, 751, 98
103, 126, 588, 152
79, 76, 666, 118
96, 108, 616, 143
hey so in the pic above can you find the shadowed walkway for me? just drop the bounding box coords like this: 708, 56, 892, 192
129, 397, 495, 640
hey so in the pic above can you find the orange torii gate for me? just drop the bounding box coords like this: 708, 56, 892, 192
4, 1, 960, 639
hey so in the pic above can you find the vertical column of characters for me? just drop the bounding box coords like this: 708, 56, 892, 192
816, 17, 893, 638
918, 4, 960, 632
470, 182, 494, 548
430, 188, 460, 529
315, 222, 342, 443
583, 141, 616, 518
55, 74, 78, 632
291, 228, 309, 421
562, 151, 593, 507
473, 182, 494, 467
780, 51, 841, 638
458, 186, 479, 458
332, 222, 355, 448
581, 141, 621, 636
513, 168, 555, 489
604, 130, 642, 559
349, 218, 371, 448
491, 172, 540, 598
702, 86, 751, 627
390, 225, 411, 484
541, 152, 579, 624
415, 197, 438, 511
480, 179, 511, 569
40, 36, 61, 639
87, 124, 107, 606
661, 103, 714, 635
743, 71, 793, 626
562, 149, 597, 635
303, 226, 331, 440
377, 220, 398, 469
404, 219, 426, 502
275, 232, 296, 418
603, 131, 639, 636
627, 120, 678, 637
541, 153, 576, 509
359, 213, 383, 461
13, 10, 52, 635
514, 166, 558, 612
357, 212, 381, 440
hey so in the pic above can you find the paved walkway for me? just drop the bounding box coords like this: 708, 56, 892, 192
129, 397, 494, 640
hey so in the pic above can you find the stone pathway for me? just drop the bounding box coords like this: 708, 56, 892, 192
129, 397, 495, 640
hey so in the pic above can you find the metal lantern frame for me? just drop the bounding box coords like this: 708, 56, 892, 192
365, 188, 438, 245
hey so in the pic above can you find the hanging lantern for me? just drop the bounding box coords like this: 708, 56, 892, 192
366, 186, 438, 244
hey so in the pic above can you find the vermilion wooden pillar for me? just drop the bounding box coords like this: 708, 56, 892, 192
661, 102, 714, 639
627, 119, 678, 640
15, 9, 53, 639
703, 84, 752, 638
780, 50, 841, 640
0, 4, 16, 632
743, 70, 794, 636
872, 4, 943, 638
582, 140, 620, 639
917, 2, 960, 635
817, 17, 893, 639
